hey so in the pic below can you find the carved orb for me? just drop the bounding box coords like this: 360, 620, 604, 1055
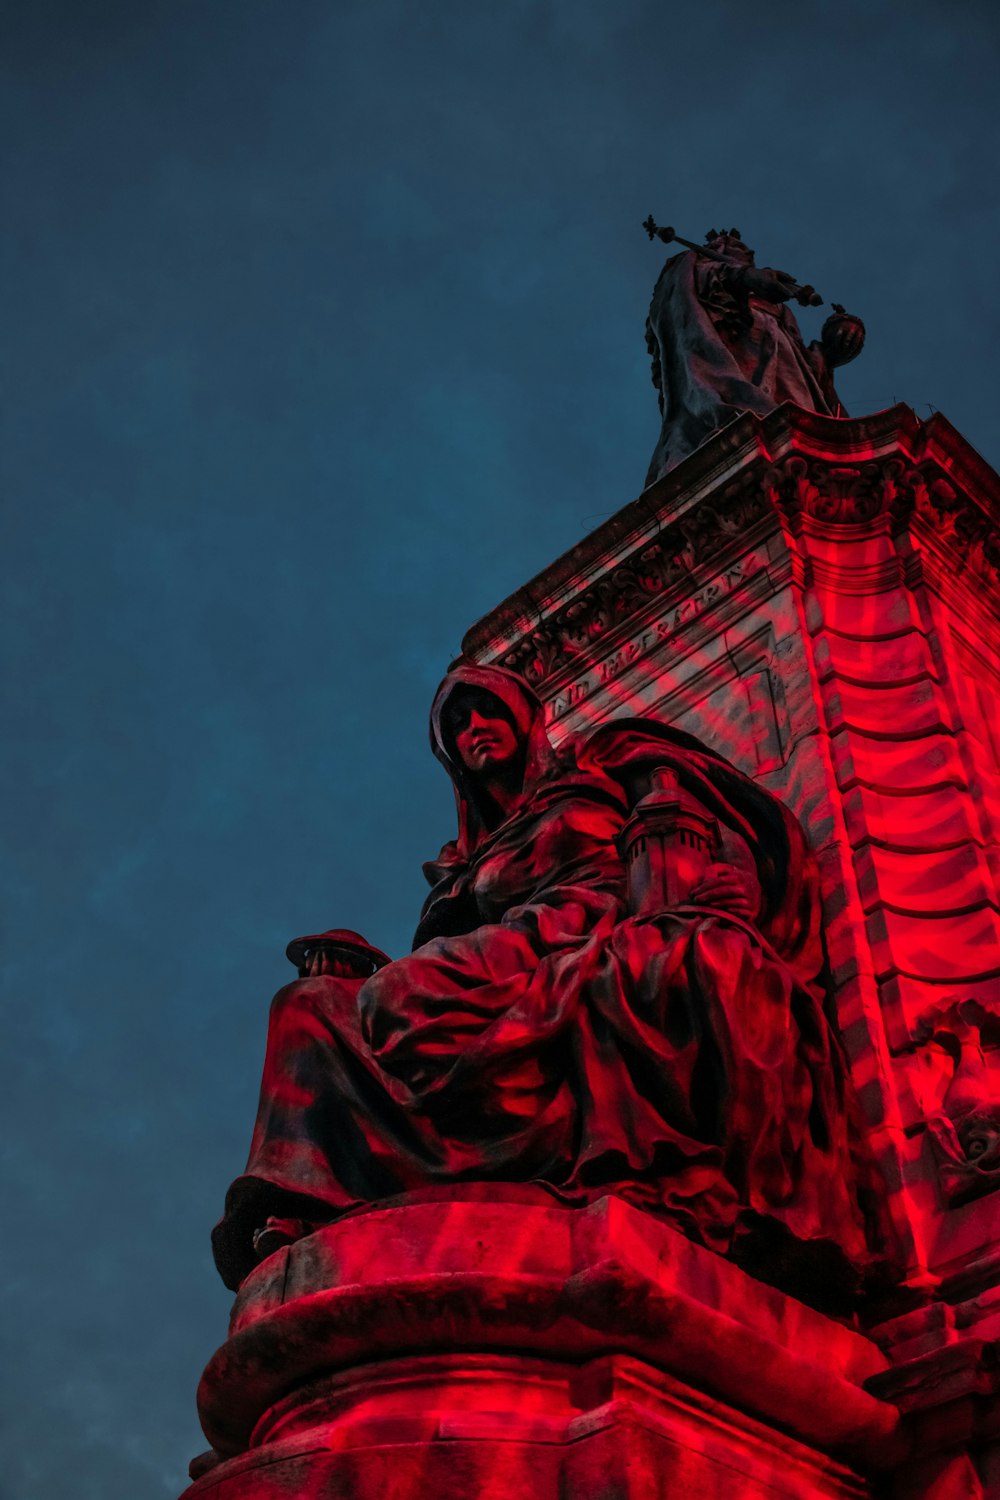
821, 305, 865, 368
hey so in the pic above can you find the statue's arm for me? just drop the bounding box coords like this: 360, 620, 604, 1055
724, 263, 797, 304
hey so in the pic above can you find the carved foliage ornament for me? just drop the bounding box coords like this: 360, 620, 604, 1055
764, 454, 1000, 590
500, 486, 767, 686
914, 997, 1000, 1208
499, 454, 999, 692
763, 454, 905, 525
905, 469, 1000, 590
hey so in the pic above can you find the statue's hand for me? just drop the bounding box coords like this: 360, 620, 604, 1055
737, 266, 797, 304
306, 947, 372, 979
286, 929, 391, 980
689, 862, 760, 920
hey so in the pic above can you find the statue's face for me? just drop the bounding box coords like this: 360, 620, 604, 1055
446, 688, 522, 774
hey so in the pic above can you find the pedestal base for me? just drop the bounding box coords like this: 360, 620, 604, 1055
184, 1196, 897, 1498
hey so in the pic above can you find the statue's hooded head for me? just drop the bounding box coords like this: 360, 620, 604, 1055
704, 227, 754, 265
429, 662, 561, 855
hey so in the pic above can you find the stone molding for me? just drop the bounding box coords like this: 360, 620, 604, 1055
461, 406, 1000, 696
497, 481, 770, 689
906, 468, 1000, 592
203, 1196, 891, 1458
186, 1197, 897, 1499
764, 453, 905, 527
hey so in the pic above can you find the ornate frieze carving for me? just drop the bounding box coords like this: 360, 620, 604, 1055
484, 436, 999, 701
499, 486, 769, 687
763, 453, 1000, 593
903, 469, 1000, 591
763, 454, 905, 525
546, 553, 766, 720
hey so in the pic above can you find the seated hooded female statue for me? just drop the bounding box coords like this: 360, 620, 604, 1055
213, 663, 881, 1304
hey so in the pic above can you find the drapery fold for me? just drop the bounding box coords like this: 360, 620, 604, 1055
213, 665, 881, 1303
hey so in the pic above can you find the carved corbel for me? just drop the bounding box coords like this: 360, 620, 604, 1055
764, 454, 903, 526
914, 996, 1000, 1207
898, 467, 1000, 589
500, 629, 564, 685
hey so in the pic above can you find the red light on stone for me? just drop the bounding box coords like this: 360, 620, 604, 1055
617, 765, 721, 914
189, 405, 1000, 1500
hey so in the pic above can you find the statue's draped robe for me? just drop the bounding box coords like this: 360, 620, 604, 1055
213, 667, 878, 1299
645, 251, 843, 485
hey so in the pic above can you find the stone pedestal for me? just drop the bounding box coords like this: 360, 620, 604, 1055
184, 1197, 896, 1499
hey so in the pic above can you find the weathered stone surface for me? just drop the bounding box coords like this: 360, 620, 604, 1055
461, 403, 1000, 1291
190, 403, 1000, 1497
185, 1199, 894, 1499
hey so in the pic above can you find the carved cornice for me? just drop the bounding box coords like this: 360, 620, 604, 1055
498, 482, 769, 687
461, 407, 1000, 691
492, 444, 977, 691
492, 450, 1000, 690
903, 468, 1000, 591
763, 451, 1000, 592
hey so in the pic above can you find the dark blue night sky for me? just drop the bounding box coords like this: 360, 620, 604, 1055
3, 2, 999, 1494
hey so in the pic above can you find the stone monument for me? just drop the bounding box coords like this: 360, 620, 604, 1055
182, 223, 1000, 1499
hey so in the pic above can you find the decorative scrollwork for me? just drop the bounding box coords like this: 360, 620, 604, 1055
498, 483, 768, 687
899, 467, 1000, 589
479, 440, 1000, 693
764, 454, 903, 525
